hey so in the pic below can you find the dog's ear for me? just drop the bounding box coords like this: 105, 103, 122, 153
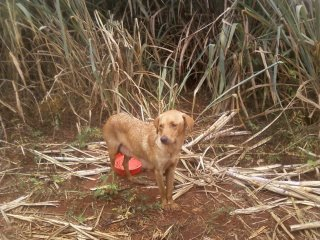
154, 116, 160, 133
182, 114, 194, 133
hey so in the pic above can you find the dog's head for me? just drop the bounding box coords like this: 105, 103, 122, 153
154, 110, 194, 145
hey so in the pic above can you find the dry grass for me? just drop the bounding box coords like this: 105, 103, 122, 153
1, 111, 320, 239
1, 1, 320, 238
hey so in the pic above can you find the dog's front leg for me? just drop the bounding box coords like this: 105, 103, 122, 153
154, 169, 167, 208
165, 163, 179, 210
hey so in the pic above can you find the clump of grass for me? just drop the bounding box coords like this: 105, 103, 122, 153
52, 175, 66, 185
134, 201, 162, 213
93, 183, 119, 200
93, 173, 120, 200
209, 206, 235, 221
73, 127, 101, 148
121, 189, 137, 203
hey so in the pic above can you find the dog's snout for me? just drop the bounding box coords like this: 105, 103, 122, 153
160, 136, 169, 144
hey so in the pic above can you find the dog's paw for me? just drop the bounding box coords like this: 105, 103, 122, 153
162, 202, 180, 211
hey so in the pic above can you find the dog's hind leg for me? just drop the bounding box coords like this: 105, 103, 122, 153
123, 154, 133, 181
107, 144, 118, 173
122, 154, 147, 184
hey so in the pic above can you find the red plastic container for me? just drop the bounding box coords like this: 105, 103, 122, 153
114, 153, 142, 176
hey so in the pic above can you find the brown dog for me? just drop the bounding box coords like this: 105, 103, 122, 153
103, 110, 194, 210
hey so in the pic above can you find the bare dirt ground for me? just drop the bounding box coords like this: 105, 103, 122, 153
1, 116, 320, 240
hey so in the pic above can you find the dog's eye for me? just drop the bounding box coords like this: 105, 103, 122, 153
170, 123, 177, 128
159, 124, 164, 129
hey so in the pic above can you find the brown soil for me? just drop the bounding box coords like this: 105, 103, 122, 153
0, 121, 319, 240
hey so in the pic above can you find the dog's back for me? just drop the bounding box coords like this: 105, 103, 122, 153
103, 113, 156, 163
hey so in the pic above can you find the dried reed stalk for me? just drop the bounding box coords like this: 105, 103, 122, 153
6, 213, 122, 240
290, 221, 320, 232
184, 111, 237, 148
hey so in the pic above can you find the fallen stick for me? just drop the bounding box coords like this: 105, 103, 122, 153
298, 147, 320, 158
29, 149, 95, 180
231, 200, 320, 215
227, 169, 320, 193
53, 156, 106, 163
290, 221, 320, 232
249, 226, 267, 239
225, 170, 320, 203
28, 149, 74, 172
70, 223, 99, 240
7, 213, 122, 240
173, 183, 194, 200
0, 194, 31, 212
0, 208, 10, 224
184, 111, 237, 148
271, 212, 295, 240
0, 167, 22, 175
47, 224, 69, 240
73, 167, 110, 177
233, 164, 282, 172
6, 213, 92, 231
236, 136, 272, 163
0, 194, 57, 213
203, 127, 251, 141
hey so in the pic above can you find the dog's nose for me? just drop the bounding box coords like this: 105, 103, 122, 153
160, 136, 169, 144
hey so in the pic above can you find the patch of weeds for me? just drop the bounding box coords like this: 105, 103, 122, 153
279, 130, 293, 142
307, 159, 318, 167
52, 175, 65, 185
303, 135, 320, 153
29, 177, 44, 190
266, 154, 281, 164
112, 205, 133, 218
66, 208, 85, 223
99, 174, 108, 183
244, 155, 253, 163
65, 190, 89, 200
121, 189, 137, 203
74, 213, 86, 224
31, 130, 43, 138
52, 115, 61, 132
93, 172, 120, 201
247, 121, 260, 131
73, 127, 102, 148
131, 194, 162, 212
209, 206, 235, 222
134, 200, 161, 213
78, 191, 89, 199
159, 224, 182, 240
93, 183, 119, 200
26, 177, 51, 196
94, 172, 120, 200
66, 208, 74, 219
16, 177, 31, 192
204, 222, 216, 237
137, 193, 150, 202
32, 155, 41, 164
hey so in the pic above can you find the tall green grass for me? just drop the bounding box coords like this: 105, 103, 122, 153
0, 0, 319, 137
0, 0, 163, 129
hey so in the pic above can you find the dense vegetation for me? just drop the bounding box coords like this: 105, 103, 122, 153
1, 0, 319, 138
